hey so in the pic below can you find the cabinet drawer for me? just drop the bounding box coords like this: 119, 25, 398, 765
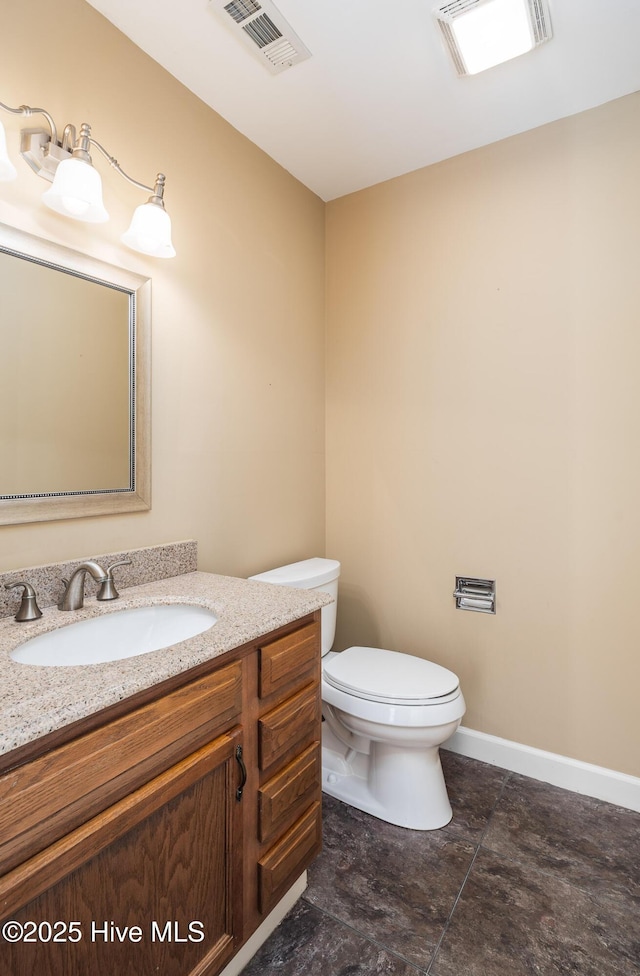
259, 623, 318, 699
0, 660, 243, 876
258, 801, 322, 915
258, 684, 320, 772
258, 742, 320, 845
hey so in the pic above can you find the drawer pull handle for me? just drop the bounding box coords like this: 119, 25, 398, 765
235, 744, 247, 801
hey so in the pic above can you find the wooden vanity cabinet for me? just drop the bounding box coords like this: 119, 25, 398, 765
0, 611, 322, 976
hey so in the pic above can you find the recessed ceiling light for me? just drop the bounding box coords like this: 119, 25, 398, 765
434, 0, 553, 76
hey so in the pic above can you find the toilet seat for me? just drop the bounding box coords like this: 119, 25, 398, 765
323, 646, 460, 706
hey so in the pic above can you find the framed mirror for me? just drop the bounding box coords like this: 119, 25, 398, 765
0, 223, 150, 525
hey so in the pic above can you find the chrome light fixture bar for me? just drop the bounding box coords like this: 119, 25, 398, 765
0, 101, 175, 258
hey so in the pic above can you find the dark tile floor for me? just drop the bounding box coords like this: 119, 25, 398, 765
240, 751, 640, 975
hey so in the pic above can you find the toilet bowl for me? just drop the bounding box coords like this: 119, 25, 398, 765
249, 558, 465, 830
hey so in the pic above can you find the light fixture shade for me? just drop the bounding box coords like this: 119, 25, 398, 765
121, 201, 176, 258
0, 120, 17, 181
42, 156, 109, 223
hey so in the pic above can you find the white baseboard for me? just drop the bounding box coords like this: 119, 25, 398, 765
219, 872, 307, 976
444, 726, 640, 814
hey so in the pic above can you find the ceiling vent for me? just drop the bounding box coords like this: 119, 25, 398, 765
435, 0, 552, 76
210, 0, 312, 74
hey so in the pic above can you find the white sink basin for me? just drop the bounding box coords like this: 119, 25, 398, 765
9, 604, 218, 667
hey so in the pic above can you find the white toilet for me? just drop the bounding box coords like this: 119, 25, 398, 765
249, 557, 465, 830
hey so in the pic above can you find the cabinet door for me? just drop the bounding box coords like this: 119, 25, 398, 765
0, 730, 244, 976
0, 661, 243, 876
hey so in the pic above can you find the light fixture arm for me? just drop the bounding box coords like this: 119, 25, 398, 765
0, 101, 58, 147
88, 136, 166, 205
61, 123, 77, 153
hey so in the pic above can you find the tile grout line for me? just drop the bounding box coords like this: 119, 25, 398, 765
425, 769, 513, 974
424, 845, 481, 975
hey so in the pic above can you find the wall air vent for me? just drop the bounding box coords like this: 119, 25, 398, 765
434, 0, 552, 77
210, 0, 312, 74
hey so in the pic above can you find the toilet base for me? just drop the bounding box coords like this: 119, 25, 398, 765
321, 726, 454, 830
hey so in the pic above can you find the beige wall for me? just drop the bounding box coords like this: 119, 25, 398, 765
0, 0, 326, 577
326, 92, 640, 778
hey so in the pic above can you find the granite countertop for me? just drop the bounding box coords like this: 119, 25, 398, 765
0, 571, 332, 757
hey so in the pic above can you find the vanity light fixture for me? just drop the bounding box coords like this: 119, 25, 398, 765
0, 102, 176, 258
434, 0, 552, 77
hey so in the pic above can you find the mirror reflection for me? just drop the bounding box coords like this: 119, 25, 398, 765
0, 224, 150, 525
1, 253, 131, 494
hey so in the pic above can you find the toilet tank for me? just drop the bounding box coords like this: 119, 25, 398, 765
248, 557, 340, 655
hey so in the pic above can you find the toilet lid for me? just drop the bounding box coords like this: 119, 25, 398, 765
323, 646, 459, 705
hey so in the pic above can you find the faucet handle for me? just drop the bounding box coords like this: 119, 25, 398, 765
96, 559, 132, 602
5, 582, 43, 622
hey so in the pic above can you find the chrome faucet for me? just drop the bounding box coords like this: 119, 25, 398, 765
59, 561, 108, 611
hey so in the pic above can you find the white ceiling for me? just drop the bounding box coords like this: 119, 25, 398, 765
85, 0, 640, 201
